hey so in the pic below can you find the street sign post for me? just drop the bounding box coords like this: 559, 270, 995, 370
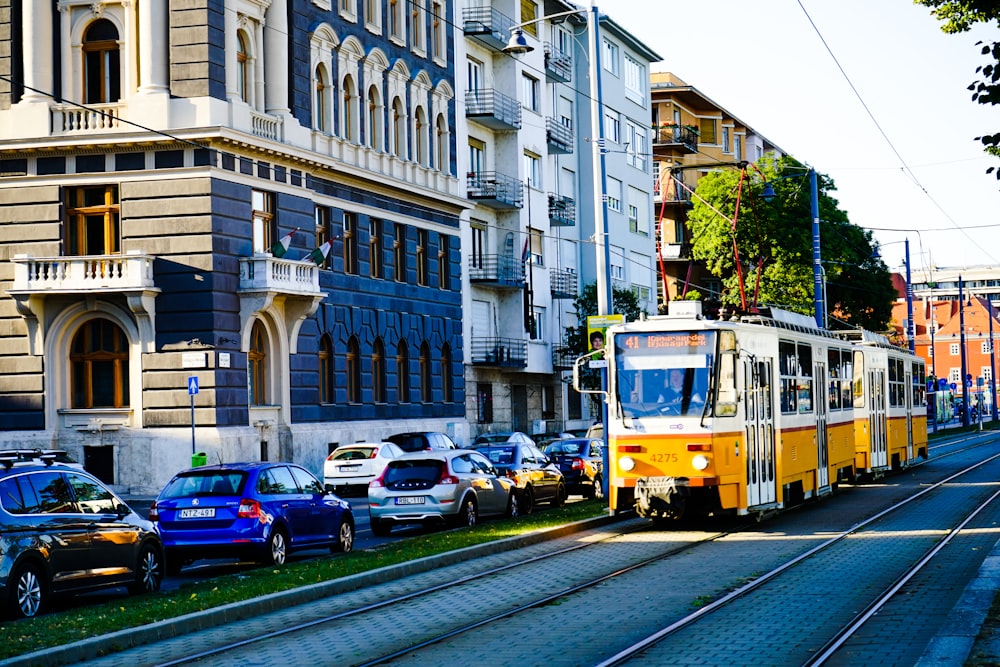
188, 376, 199, 454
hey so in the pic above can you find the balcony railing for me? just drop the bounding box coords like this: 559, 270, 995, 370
466, 89, 521, 130
470, 337, 528, 368
51, 103, 124, 134
550, 268, 578, 299
468, 255, 525, 287
552, 345, 576, 370
652, 125, 699, 153
251, 111, 283, 142
546, 117, 574, 154
467, 171, 523, 209
11, 253, 156, 292
548, 194, 576, 227
544, 43, 572, 82
462, 5, 515, 51
239, 255, 322, 295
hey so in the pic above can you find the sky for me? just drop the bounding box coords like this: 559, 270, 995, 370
607, 0, 1000, 277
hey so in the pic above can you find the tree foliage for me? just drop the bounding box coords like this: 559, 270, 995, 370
684, 156, 897, 331
916, 0, 1000, 173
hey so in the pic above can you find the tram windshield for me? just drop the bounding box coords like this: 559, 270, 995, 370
613, 331, 715, 418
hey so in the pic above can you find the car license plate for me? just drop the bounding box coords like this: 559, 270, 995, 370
179, 508, 216, 519
338, 465, 362, 472
394, 496, 425, 505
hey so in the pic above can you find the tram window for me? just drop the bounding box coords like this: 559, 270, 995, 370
779, 341, 797, 414
852, 350, 865, 409
841, 354, 853, 408
797, 344, 813, 414
828, 349, 841, 410
889, 358, 905, 407
913, 362, 926, 407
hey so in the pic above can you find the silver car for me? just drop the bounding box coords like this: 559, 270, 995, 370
367, 450, 518, 536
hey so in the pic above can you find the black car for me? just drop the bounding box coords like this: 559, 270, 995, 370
385, 432, 458, 452
475, 442, 566, 514
0, 461, 163, 619
545, 438, 605, 499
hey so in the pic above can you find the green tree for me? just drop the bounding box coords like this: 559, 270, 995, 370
685, 156, 896, 331
916, 0, 1000, 173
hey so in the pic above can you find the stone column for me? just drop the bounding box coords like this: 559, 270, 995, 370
19, 0, 53, 103
137, 0, 169, 94
264, 0, 289, 116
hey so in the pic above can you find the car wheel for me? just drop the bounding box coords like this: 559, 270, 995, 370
453, 496, 478, 528
506, 491, 519, 518
262, 528, 288, 566
370, 517, 392, 537
553, 482, 567, 507
332, 519, 354, 553
522, 486, 535, 515
593, 475, 605, 500
128, 543, 164, 595
8, 561, 44, 620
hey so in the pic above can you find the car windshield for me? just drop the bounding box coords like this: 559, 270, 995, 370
159, 471, 247, 498
614, 330, 715, 418
332, 447, 376, 461
477, 446, 516, 465
383, 460, 444, 484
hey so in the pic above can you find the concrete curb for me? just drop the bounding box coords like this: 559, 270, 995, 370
4, 512, 627, 667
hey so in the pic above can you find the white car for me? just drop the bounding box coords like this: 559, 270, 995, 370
324, 442, 404, 495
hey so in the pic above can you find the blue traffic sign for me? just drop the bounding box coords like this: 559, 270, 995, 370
188, 376, 199, 395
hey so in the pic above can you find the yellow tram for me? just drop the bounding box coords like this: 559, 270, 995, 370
591, 301, 926, 521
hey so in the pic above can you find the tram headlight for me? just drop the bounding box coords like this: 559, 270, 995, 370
691, 454, 710, 471
619, 456, 636, 472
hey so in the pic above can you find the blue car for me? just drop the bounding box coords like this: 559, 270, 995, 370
150, 462, 354, 574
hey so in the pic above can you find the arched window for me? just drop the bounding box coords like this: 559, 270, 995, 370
441, 343, 453, 403
70, 318, 129, 409
414, 106, 428, 166
396, 340, 410, 403
347, 336, 361, 403
419, 342, 432, 403
249, 321, 268, 405
367, 85, 383, 151
373, 338, 386, 403
237, 31, 251, 104
435, 113, 449, 173
390, 97, 406, 157
342, 74, 358, 142
314, 64, 331, 133
319, 334, 334, 403
83, 19, 120, 104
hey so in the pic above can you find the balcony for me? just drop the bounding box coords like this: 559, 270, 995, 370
238, 255, 326, 350
552, 345, 576, 370
652, 125, 699, 154
661, 243, 691, 262
466, 89, 521, 131
51, 103, 124, 134
548, 194, 575, 227
467, 171, 523, 209
470, 337, 528, 368
545, 117, 574, 154
544, 43, 572, 82
9, 252, 160, 355
462, 5, 516, 51
468, 255, 525, 288
550, 268, 578, 299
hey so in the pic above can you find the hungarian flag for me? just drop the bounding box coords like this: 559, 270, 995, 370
306, 240, 332, 266
270, 228, 299, 258
521, 236, 530, 264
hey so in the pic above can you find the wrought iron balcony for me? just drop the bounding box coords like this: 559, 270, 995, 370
466, 89, 521, 130
467, 171, 523, 209
546, 117, 574, 154
652, 124, 699, 154
552, 345, 576, 370
462, 6, 516, 51
544, 43, 572, 82
548, 194, 575, 227
470, 337, 528, 368
550, 268, 578, 299
468, 255, 525, 287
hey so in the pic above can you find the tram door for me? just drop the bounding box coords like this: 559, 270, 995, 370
905, 366, 914, 462
745, 359, 776, 508
815, 361, 830, 492
869, 368, 888, 469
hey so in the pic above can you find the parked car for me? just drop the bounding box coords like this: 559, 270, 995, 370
368, 450, 518, 536
544, 438, 605, 499
472, 432, 534, 446
385, 431, 458, 452
529, 432, 574, 449
0, 449, 84, 470
0, 462, 163, 619
324, 442, 405, 495
150, 462, 354, 573
475, 442, 566, 513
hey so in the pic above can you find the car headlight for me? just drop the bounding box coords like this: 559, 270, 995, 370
691, 454, 710, 471
619, 456, 635, 472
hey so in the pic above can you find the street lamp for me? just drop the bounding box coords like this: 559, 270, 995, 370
959, 275, 970, 427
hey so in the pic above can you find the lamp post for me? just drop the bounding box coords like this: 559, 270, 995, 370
504, 1, 611, 496
959, 275, 970, 427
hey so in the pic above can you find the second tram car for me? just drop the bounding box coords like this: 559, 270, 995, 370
590, 301, 926, 522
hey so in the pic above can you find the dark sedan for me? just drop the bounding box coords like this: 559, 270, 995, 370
545, 438, 604, 499
475, 442, 566, 514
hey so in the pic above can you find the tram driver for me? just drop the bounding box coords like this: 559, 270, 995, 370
657, 368, 705, 413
